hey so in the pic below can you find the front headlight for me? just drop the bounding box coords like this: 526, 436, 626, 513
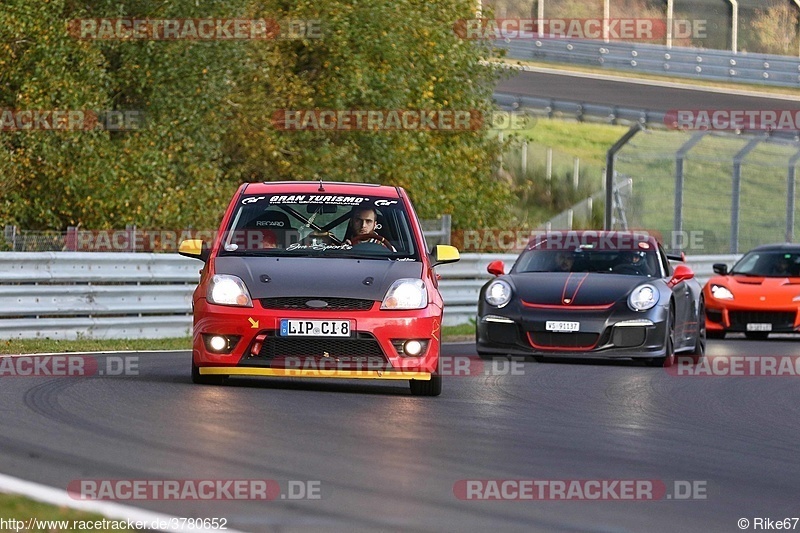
710, 284, 734, 300
485, 280, 513, 308
628, 284, 659, 311
381, 279, 427, 310
207, 274, 253, 307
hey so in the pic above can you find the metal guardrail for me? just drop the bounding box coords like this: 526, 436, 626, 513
499, 38, 800, 88
493, 91, 671, 130
0, 253, 197, 340
0, 252, 738, 338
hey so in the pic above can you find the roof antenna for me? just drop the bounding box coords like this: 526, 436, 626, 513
318, 179, 325, 192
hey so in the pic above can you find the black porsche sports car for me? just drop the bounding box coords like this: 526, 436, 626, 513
476, 231, 706, 367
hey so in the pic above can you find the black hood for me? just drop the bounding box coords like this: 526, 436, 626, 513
213, 256, 424, 300
508, 272, 654, 306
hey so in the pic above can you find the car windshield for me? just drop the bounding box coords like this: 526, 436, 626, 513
730, 251, 800, 277
513, 249, 660, 277
217, 193, 419, 260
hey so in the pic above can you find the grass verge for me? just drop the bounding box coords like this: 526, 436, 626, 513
0, 493, 138, 532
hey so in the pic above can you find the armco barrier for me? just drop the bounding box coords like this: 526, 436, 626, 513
0, 252, 737, 338
499, 38, 800, 88
0, 253, 198, 340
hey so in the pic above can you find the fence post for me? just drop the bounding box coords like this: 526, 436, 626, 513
441, 214, 452, 245
65, 226, 78, 251
573, 157, 580, 190
521, 141, 528, 176
788, 149, 800, 242
3, 225, 16, 251
604, 124, 642, 229
674, 131, 707, 239
126, 224, 137, 252
731, 136, 764, 253
498, 131, 504, 168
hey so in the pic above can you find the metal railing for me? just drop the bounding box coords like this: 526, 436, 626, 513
499, 38, 800, 88
0, 252, 735, 339
493, 91, 670, 131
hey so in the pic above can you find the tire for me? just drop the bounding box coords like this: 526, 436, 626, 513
707, 330, 726, 340
647, 306, 675, 367
410, 355, 442, 396
745, 331, 769, 341
191, 359, 227, 385
689, 298, 707, 364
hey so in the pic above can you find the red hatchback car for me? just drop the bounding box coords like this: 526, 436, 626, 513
179, 181, 460, 396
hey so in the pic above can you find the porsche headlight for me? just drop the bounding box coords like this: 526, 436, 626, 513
628, 284, 659, 311
207, 274, 253, 307
485, 280, 513, 308
381, 279, 427, 310
710, 284, 734, 300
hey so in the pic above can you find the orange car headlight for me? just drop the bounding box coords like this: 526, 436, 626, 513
710, 284, 734, 300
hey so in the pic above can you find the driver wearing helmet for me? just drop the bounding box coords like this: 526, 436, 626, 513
613, 251, 646, 274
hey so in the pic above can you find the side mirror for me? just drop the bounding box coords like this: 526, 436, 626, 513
487, 260, 505, 276
712, 263, 728, 275
669, 264, 694, 287
431, 245, 460, 266
179, 239, 209, 262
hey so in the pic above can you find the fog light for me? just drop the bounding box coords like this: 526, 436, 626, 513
202, 334, 240, 354
404, 340, 423, 356
209, 336, 228, 352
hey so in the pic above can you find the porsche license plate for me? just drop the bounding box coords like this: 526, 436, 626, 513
280, 319, 352, 337
546, 321, 580, 333
746, 323, 772, 332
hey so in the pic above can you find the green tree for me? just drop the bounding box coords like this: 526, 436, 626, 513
0, 0, 512, 232
223, 0, 513, 229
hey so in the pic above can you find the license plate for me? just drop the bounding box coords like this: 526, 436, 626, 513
546, 321, 580, 333
280, 319, 352, 337
746, 323, 772, 332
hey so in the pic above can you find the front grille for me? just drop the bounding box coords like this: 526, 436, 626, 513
260, 297, 374, 311
612, 326, 646, 348
528, 332, 599, 349
729, 311, 795, 328
243, 331, 389, 369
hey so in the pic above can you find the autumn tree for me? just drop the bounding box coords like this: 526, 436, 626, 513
0, 0, 513, 232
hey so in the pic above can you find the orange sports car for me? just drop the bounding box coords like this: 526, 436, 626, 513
704, 244, 800, 339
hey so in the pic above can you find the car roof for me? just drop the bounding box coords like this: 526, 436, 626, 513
525, 230, 661, 251
241, 181, 402, 198
747, 243, 800, 253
